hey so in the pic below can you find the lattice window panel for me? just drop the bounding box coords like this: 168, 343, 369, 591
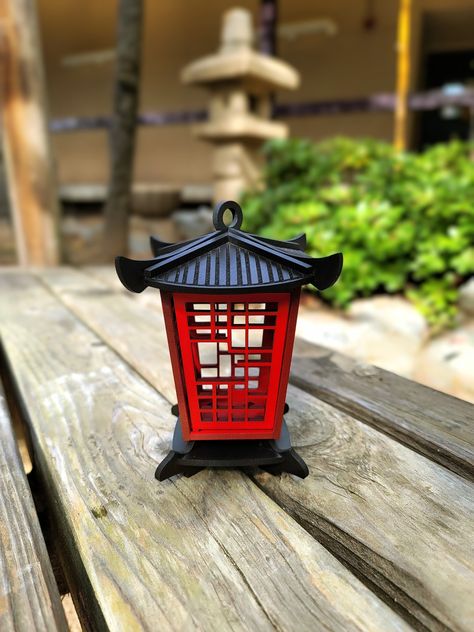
173, 293, 291, 436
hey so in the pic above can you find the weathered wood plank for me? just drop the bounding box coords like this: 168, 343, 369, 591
0, 379, 67, 631
41, 266, 474, 631
291, 340, 474, 481
0, 271, 408, 632
254, 390, 474, 632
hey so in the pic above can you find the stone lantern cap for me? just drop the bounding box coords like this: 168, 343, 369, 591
181, 8, 300, 94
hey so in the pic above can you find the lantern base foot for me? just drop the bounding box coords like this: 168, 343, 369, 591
155, 450, 204, 480
155, 415, 308, 481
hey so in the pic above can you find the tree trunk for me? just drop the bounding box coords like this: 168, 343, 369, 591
102, 0, 143, 261
0, 0, 60, 265
259, 0, 278, 117
259, 0, 278, 56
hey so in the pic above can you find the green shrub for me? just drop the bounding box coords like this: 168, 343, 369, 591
243, 137, 474, 332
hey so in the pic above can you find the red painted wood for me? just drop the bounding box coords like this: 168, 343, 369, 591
164, 291, 295, 441
272, 288, 301, 439
160, 291, 193, 440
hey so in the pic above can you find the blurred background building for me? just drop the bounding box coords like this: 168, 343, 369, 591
1, 0, 474, 252
40, 0, 474, 186
2, 0, 473, 257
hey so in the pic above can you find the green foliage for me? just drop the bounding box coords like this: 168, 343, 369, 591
243, 137, 474, 332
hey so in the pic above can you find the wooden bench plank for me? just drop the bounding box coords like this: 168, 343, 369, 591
253, 389, 474, 632
40, 266, 474, 631
0, 380, 67, 631
291, 340, 474, 481
0, 271, 408, 632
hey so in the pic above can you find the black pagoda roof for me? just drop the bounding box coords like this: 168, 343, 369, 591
115, 201, 343, 294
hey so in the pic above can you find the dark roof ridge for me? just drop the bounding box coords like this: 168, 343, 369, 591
150, 227, 307, 258
115, 200, 343, 294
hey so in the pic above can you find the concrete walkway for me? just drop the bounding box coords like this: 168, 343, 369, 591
297, 292, 474, 404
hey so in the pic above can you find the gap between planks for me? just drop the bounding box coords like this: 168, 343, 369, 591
35, 265, 474, 632
0, 269, 412, 632
0, 366, 68, 631
1, 343, 84, 631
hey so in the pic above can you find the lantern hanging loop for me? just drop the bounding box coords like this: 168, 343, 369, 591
213, 200, 243, 230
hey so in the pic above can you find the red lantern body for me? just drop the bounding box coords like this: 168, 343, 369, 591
161, 290, 300, 441
116, 201, 342, 480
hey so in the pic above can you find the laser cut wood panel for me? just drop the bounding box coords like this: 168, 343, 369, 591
172, 293, 294, 439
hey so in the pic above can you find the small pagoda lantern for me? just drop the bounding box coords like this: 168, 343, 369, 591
116, 201, 342, 480
181, 8, 299, 203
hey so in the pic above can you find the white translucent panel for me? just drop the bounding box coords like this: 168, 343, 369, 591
235, 367, 245, 377
248, 367, 260, 377
202, 384, 212, 390
249, 303, 265, 310
198, 342, 217, 364
218, 329, 227, 337
248, 329, 263, 347
248, 315, 265, 324
219, 343, 228, 351
219, 354, 231, 377
195, 315, 210, 322
196, 329, 211, 335
235, 354, 245, 363
231, 330, 245, 347
194, 304, 210, 310
218, 303, 227, 310
234, 304, 245, 310
248, 354, 261, 360
201, 368, 217, 378
233, 315, 246, 325
219, 384, 228, 390
248, 381, 259, 389
218, 315, 227, 322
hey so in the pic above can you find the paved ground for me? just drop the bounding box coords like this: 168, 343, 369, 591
297, 293, 474, 404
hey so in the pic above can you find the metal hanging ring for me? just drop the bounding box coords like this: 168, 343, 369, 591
213, 200, 243, 230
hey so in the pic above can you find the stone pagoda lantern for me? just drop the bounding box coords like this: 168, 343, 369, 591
181, 8, 300, 203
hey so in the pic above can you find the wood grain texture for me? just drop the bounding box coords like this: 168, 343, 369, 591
292, 339, 474, 481
40, 266, 474, 631
254, 389, 474, 632
0, 0, 60, 265
0, 380, 67, 631
0, 271, 409, 632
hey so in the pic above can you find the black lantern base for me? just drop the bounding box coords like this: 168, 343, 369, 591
155, 408, 309, 481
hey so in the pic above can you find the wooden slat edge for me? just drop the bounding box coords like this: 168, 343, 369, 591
38, 266, 474, 631
0, 271, 410, 632
291, 339, 474, 480
0, 375, 67, 631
